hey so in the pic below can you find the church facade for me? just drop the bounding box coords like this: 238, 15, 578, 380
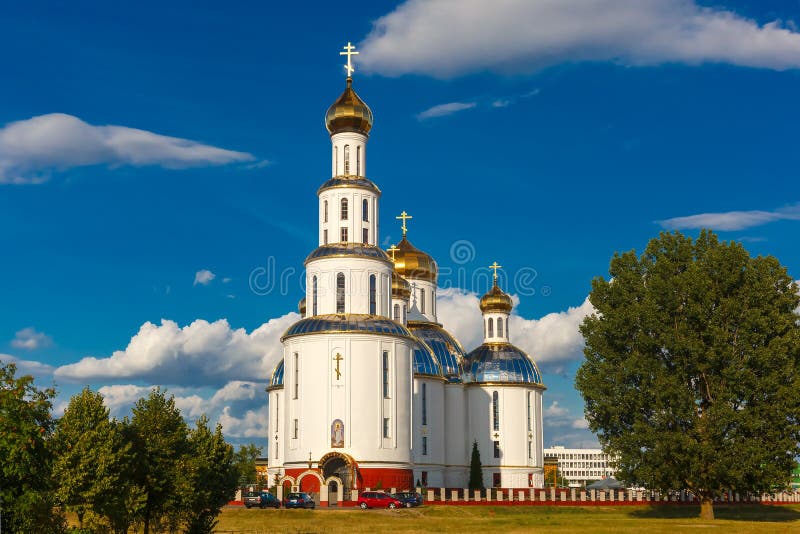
266, 46, 545, 501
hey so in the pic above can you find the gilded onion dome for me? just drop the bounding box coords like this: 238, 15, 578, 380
480, 282, 513, 313
298, 297, 306, 315
392, 271, 411, 300
325, 78, 373, 135
392, 236, 438, 283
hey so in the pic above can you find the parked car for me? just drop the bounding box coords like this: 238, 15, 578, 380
358, 491, 404, 509
244, 491, 281, 509
283, 492, 315, 509
392, 491, 423, 507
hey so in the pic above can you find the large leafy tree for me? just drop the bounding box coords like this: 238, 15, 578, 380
576, 230, 800, 520
232, 443, 263, 486
0, 361, 65, 533
130, 388, 189, 534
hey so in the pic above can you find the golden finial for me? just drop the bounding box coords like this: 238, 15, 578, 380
396, 211, 412, 236
388, 244, 399, 261
340, 42, 359, 78
489, 261, 502, 283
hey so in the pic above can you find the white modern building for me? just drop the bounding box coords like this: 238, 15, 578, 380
544, 446, 617, 487
266, 44, 546, 504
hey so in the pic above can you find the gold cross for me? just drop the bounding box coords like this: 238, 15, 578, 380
396, 211, 412, 236
387, 244, 399, 261
333, 353, 344, 380
340, 42, 359, 77
489, 261, 502, 281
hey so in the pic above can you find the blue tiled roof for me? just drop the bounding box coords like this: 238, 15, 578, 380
282, 314, 414, 341
408, 322, 466, 383
269, 359, 284, 388
317, 176, 381, 195
462, 343, 543, 385
305, 243, 393, 265
413, 340, 443, 377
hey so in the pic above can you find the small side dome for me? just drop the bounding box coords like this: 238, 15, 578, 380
392, 271, 411, 300
408, 322, 466, 382
392, 236, 438, 283
463, 343, 543, 386
325, 78, 373, 135
298, 297, 306, 316
413, 340, 443, 378
269, 359, 284, 389
480, 284, 513, 314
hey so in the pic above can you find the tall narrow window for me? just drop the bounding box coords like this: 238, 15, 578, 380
340, 227, 348, 242
422, 383, 427, 426
363, 228, 369, 244
341, 198, 348, 220
420, 288, 426, 314
334, 146, 338, 174
393, 304, 400, 321
422, 436, 428, 455
370, 275, 377, 315
383, 417, 390, 438
362, 199, 369, 221
382, 350, 389, 398
343, 145, 350, 174
336, 273, 345, 313
528, 441, 532, 459
403, 305, 407, 323
293, 419, 298, 439
526, 393, 532, 432
492, 390, 499, 431
356, 146, 361, 175
324, 200, 328, 222
323, 229, 328, 245
274, 396, 279, 458
488, 318, 494, 338
312, 276, 318, 316
493, 441, 500, 459
293, 353, 299, 399
497, 317, 504, 338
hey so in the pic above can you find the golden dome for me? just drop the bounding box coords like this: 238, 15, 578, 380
298, 297, 306, 316
392, 236, 437, 283
325, 78, 373, 135
392, 271, 411, 300
480, 283, 513, 314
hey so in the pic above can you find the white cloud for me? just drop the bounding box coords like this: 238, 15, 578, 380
194, 269, 216, 286
544, 400, 569, 418
11, 327, 52, 350
0, 113, 254, 184
54, 314, 297, 387
218, 405, 269, 439
571, 418, 590, 429
416, 102, 476, 120
360, 0, 800, 78
658, 203, 800, 231
491, 99, 511, 108
0, 353, 55, 377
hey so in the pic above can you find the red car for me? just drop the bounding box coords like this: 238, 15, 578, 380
358, 491, 403, 509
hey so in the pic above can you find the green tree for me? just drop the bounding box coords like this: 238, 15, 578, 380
52, 387, 132, 529
130, 388, 189, 534
179, 415, 237, 534
576, 230, 800, 520
468, 440, 484, 490
232, 443, 262, 486
0, 361, 65, 533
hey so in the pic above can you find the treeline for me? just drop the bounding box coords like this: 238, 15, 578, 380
0, 361, 251, 534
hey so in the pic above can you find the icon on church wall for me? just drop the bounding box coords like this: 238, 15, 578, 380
331, 419, 344, 448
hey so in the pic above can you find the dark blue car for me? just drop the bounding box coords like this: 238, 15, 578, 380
283, 492, 315, 509
391, 491, 423, 507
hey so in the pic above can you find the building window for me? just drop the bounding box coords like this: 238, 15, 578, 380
493, 440, 500, 459
340, 227, 348, 242
356, 146, 361, 176
363, 228, 369, 244
420, 288, 426, 314
403, 305, 407, 323
344, 145, 350, 174
362, 198, 368, 221
382, 350, 389, 398
497, 317, 503, 338
421, 472, 428, 486
293, 419, 298, 439
341, 198, 348, 220
312, 276, 318, 316
393, 303, 400, 321
422, 383, 427, 426
528, 440, 532, 459
370, 275, 377, 315
422, 436, 428, 456
293, 353, 299, 399
336, 273, 346, 313
488, 318, 494, 338
526, 393, 532, 432
492, 391, 499, 431
323, 229, 328, 245
383, 417, 390, 438
493, 472, 501, 487
324, 200, 328, 222
334, 146, 338, 174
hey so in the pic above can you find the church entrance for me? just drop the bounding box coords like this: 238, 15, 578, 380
328, 480, 339, 507
320, 452, 354, 500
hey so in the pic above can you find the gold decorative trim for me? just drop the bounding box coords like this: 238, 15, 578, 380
464, 381, 547, 390
317, 175, 382, 196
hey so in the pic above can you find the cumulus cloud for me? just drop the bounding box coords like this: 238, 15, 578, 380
658, 203, 800, 231
194, 269, 216, 286
544, 400, 569, 418
571, 418, 590, 429
416, 102, 476, 120
54, 314, 297, 387
11, 327, 52, 350
360, 0, 800, 78
0, 113, 254, 184
0, 353, 55, 377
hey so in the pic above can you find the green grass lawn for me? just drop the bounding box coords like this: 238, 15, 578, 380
214, 504, 800, 533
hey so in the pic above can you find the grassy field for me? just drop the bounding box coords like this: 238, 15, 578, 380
214, 504, 800, 533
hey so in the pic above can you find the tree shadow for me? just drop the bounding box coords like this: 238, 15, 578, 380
631, 504, 800, 523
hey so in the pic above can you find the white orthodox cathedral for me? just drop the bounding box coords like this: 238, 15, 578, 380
266, 45, 545, 503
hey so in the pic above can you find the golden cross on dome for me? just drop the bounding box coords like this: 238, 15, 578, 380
388, 244, 399, 261
396, 211, 412, 236
489, 261, 503, 281
340, 42, 359, 77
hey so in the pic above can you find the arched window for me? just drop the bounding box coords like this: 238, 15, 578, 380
336, 273, 345, 313
497, 317, 504, 338
393, 303, 400, 321
312, 276, 318, 316
341, 198, 348, 220
526, 392, 532, 432
356, 146, 361, 176
362, 199, 369, 222
293, 352, 300, 399
492, 391, 499, 431
488, 318, 494, 338
403, 305, 407, 323
323, 200, 328, 223
420, 288, 426, 314
334, 146, 338, 174
369, 274, 377, 315
343, 145, 350, 174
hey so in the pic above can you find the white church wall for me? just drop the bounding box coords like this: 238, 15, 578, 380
411, 376, 446, 485
305, 258, 392, 317
443, 383, 468, 487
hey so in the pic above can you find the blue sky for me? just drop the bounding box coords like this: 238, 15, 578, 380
2, 0, 800, 449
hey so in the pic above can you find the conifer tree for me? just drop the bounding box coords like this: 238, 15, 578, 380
468, 440, 484, 490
